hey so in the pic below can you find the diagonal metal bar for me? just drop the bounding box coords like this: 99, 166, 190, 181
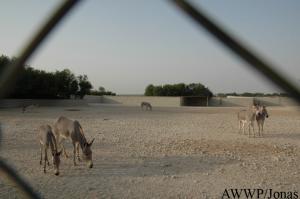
0, 0, 82, 198
0, 0, 82, 99
0, 158, 40, 199
171, 0, 300, 104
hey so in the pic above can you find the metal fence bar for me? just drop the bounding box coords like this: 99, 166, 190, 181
171, 0, 300, 104
0, 0, 82, 198
0, 158, 40, 199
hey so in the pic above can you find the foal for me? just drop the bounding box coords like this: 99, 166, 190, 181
237, 105, 257, 137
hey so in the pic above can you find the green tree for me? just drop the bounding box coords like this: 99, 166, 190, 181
54, 69, 77, 98
70, 79, 79, 96
0, 55, 10, 73
153, 85, 164, 96
90, 86, 116, 96
99, 86, 106, 93
145, 83, 213, 97
1, 54, 93, 99
78, 75, 92, 99
144, 84, 154, 96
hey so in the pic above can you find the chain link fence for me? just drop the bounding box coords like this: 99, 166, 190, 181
0, 0, 299, 198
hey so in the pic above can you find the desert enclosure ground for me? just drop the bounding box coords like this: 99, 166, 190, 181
0, 104, 299, 198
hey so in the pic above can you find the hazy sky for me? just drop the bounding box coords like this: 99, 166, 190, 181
1, 0, 299, 94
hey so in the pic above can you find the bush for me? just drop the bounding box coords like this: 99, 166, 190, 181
144, 83, 213, 97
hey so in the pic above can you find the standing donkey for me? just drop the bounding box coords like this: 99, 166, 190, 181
141, 102, 152, 111
237, 105, 257, 137
38, 125, 62, 175
256, 105, 269, 137
53, 116, 95, 168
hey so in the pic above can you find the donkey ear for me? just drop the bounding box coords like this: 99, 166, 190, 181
83, 142, 88, 148
88, 138, 95, 146
57, 150, 63, 156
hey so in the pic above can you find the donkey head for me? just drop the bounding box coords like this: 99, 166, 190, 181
52, 150, 62, 176
82, 138, 95, 168
262, 105, 269, 118
256, 105, 269, 118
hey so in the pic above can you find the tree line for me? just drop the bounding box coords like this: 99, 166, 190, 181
90, 86, 116, 96
0, 55, 93, 99
145, 83, 213, 97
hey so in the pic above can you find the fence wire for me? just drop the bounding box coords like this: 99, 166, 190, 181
171, 0, 300, 103
0, 0, 299, 198
0, 0, 82, 198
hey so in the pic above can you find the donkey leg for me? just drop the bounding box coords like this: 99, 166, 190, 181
259, 124, 262, 137
72, 142, 77, 166
261, 121, 264, 137
256, 121, 259, 137
44, 148, 47, 173
46, 149, 50, 166
248, 124, 251, 138
40, 144, 43, 165
241, 122, 245, 135
76, 142, 81, 162
258, 123, 262, 136
62, 143, 69, 158
59, 138, 69, 158
252, 123, 255, 138
239, 121, 243, 134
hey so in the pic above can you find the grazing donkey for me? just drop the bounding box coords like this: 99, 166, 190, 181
237, 105, 257, 137
38, 125, 62, 175
256, 105, 269, 137
141, 102, 152, 111
53, 116, 95, 168
22, 104, 39, 113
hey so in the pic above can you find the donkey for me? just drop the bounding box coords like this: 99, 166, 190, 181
141, 102, 152, 111
53, 116, 95, 168
256, 105, 269, 137
22, 104, 39, 113
237, 105, 257, 137
38, 125, 62, 175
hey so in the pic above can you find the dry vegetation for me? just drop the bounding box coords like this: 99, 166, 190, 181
0, 105, 299, 198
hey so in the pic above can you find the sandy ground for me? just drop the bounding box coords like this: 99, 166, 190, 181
0, 104, 299, 198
